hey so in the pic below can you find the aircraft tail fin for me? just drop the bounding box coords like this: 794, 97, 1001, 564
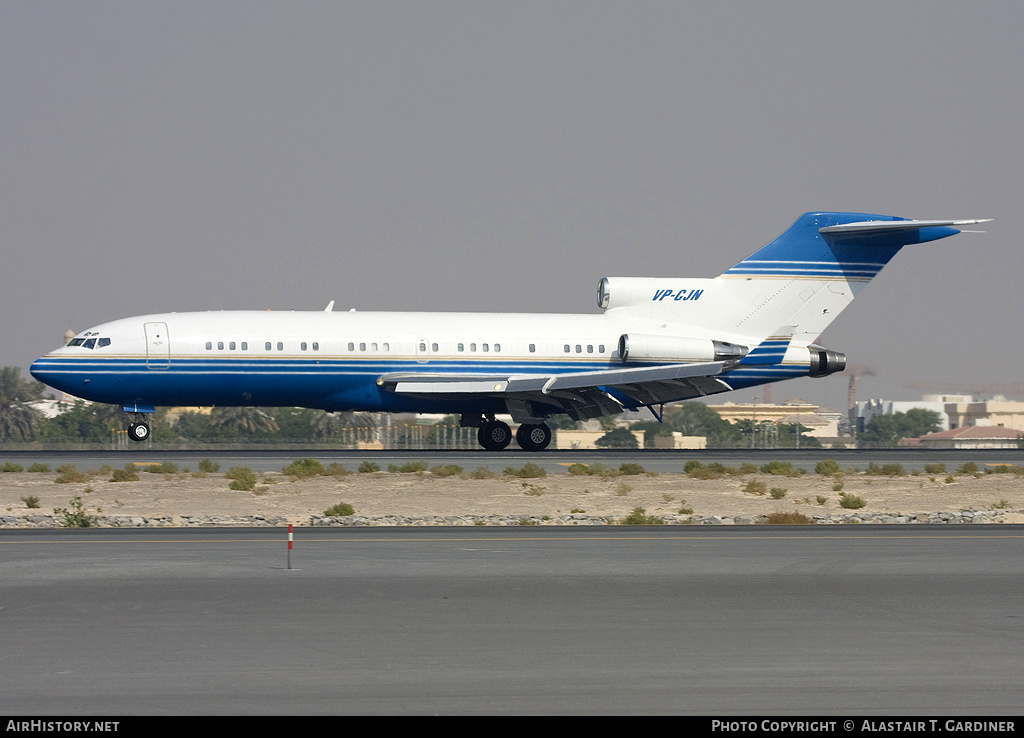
716, 212, 989, 344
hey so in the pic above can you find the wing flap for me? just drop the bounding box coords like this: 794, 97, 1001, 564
379, 361, 733, 419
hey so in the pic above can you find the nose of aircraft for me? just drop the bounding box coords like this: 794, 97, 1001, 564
30, 351, 69, 394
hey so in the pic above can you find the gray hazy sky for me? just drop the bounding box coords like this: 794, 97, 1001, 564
3, 1, 1021, 412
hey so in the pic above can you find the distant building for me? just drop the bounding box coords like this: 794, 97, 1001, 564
856, 395, 1024, 435
944, 397, 1024, 433
652, 433, 707, 450
555, 429, 644, 450
708, 398, 843, 438
902, 425, 1024, 450
855, 395, 969, 433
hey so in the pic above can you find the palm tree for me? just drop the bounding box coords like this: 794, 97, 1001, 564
0, 367, 44, 441
311, 410, 376, 442
209, 406, 280, 439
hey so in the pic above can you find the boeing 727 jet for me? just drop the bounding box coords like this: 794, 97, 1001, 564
31, 212, 988, 451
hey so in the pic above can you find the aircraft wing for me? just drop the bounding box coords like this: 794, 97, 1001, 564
377, 361, 733, 420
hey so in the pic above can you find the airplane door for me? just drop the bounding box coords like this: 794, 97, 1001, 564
144, 322, 170, 369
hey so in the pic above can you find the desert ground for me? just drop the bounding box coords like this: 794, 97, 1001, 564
2, 459, 1022, 526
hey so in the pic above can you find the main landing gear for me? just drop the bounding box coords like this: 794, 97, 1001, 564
474, 419, 553, 451
127, 416, 151, 443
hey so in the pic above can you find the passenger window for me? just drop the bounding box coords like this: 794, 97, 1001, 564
432, 343, 438, 352
494, 344, 500, 352
482, 344, 489, 352
218, 342, 224, 350
229, 342, 236, 350
206, 342, 213, 351
383, 343, 390, 351
564, 344, 570, 353
277, 342, 284, 351
470, 343, 477, 352
576, 345, 582, 353
458, 343, 464, 352
599, 344, 605, 353
241, 342, 248, 351
312, 342, 319, 351
587, 345, 593, 353
419, 342, 426, 352
348, 342, 355, 351
360, 342, 366, 351
301, 342, 308, 351
529, 344, 536, 353
265, 342, 272, 351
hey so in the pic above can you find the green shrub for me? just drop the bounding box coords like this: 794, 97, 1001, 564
283, 457, 325, 478
55, 464, 88, 484
956, 461, 979, 475
54, 495, 98, 528
21, 495, 40, 509
620, 507, 664, 525
388, 460, 428, 473
2, 462, 24, 472
198, 458, 220, 473
323, 502, 355, 516
358, 461, 380, 473
27, 463, 50, 473
145, 462, 179, 474
322, 463, 351, 476
769, 487, 787, 499
683, 459, 703, 474
618, 463, 646, 476
760, 460, 805, 476
110, 464, 139, 482
923, 463, 946, 474
838, 492, 867, 509
225, 466, 257, 491
430, 464, 463, 477
866, 463, 905, 476
816, 495, 829, 505
986, 464, 1024, 475
761, 511, 815, 525
815, 458, 842, 476
469, 466, 496, 479
503, 462, 547, 478
743, 479, 767, 496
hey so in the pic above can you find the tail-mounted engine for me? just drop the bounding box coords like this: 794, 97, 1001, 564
618, 334, 748, 364
808, 345, 846, 377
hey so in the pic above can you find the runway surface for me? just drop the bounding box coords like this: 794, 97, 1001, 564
2, 526, 1022, 715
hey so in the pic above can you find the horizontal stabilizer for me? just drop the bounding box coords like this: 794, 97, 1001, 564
819, 219, 990, 234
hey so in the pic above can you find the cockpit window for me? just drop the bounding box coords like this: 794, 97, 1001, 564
97, 337, 111, 348
83, 338, 96, 349
68, 338, 85, 346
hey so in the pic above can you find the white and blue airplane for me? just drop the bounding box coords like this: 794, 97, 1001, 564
31, 212, 987, 451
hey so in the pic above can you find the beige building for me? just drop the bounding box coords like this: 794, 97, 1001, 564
555, 429, 644, 450
707, 398, 842, 438
944, 398, 1024, 433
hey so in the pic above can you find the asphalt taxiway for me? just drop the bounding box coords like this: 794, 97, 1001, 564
2, 526, 1022, 715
